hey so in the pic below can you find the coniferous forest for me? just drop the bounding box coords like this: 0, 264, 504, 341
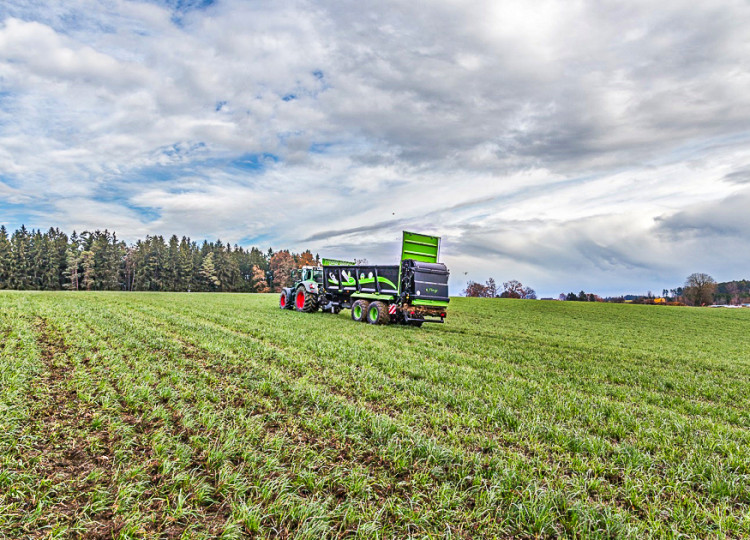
0, 225, 317, 293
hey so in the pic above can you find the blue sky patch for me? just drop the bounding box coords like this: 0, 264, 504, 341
309, 142, 334, 154
239, 233, 273, 247
125, 204, 161, 222
229, 153, 279, 172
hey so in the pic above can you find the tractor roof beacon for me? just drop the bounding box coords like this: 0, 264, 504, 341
279, 231, 450, 327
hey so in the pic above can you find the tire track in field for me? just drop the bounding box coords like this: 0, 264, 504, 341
32, 309, 237, 539
66, 322, 235, 537
23, 318, 119, 539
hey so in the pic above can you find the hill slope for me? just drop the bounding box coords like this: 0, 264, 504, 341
1, 293, 749, 538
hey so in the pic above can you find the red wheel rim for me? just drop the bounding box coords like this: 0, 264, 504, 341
296, 290, 305, 309
280, 293, 286, 308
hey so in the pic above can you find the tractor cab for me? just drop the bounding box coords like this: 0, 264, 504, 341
294, 266, 323, 284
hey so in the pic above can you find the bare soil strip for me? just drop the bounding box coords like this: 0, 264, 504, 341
26, 318, 119, 538
41, 314, 235, 538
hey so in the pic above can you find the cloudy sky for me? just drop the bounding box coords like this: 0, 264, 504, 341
1, 0, 749, 296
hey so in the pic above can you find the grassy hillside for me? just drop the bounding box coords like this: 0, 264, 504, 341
1, 292, 749, 538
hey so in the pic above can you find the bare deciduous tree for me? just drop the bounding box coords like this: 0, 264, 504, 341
501, 280, 525, 299
684, 273, 716, 306
269, 250, 296, 291
726, 282, 741, 305
464, 281, 490, 297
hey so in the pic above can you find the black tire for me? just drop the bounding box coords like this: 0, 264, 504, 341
279, 290, 290, 309
366, 301, 390, 325
410, 321, 424, 328
294, 286, 318, 313
351, 300, 369, 322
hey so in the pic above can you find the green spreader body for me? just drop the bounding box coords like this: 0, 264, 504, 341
279, 231, 450, 326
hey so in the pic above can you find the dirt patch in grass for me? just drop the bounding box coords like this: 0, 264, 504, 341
30, 318, 235, 538
26, 318, 121, 539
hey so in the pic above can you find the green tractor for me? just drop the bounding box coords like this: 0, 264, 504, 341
280, 231, 450, 326
279, 266, 326, 313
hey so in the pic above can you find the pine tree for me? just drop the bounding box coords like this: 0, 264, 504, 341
10, 225, 31, 289
46, 228, 69, 289
109, 232, 125, 290
64, 232, 82, 291
135, 236, 167, 291
0, 226, 11, 288
29, 229, 47, 289
178, 237, 194, 291
122, 247, 136, 291
200, 252, 220, 290
167, 235, 180, 291
81, 251, 95, 290
64, 247, 81, 290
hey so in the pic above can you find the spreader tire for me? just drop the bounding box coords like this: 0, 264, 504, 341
351, 300, 369, 322
294, 286, 318, 313
367, 301, 390, 325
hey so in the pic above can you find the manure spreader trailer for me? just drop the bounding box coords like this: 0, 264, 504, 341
279, 231, 450, 326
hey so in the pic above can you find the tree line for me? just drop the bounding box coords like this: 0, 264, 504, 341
621, 274, 749, 306
463, 278, 537, 299
463, 272, 750, 306
0, 225, 318, 293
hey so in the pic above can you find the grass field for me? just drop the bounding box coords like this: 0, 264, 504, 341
1, 292, 749, 539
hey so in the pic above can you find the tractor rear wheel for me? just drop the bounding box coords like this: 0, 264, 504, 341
367, 301, 390, 325
351, 300, 369, 322
294, 286, 318, 313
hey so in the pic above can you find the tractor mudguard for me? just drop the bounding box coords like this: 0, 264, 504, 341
301, 281, 321, 295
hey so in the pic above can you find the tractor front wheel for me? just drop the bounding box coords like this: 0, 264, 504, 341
351, 300, 369, 322
367, 301, 390, 325
295, 287, 318, 313
279, 291, 289, 309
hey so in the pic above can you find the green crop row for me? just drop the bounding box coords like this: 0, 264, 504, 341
0, 291, 748, 539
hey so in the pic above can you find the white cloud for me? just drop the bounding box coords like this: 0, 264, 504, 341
0, 0, 749, 295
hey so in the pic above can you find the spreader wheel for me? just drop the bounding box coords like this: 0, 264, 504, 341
351, 300, 369, 322
366, 301, 390, 325
294, 286, 318, 313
